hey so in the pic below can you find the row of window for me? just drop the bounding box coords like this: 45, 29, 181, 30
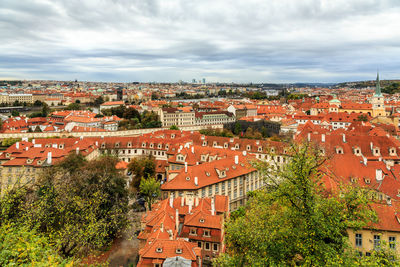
355, 233, 396, 249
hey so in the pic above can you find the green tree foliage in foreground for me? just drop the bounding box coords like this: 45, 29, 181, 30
214, 143, 397, 266
139, 177, 161, 211
0, 154, 129, 263
169, 125, 179, 130
0, 223, 73, 266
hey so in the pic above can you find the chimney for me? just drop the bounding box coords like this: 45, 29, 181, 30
234, 155, 239, 165
175, 209, 179, 232
185, 162, 188, 173
195, 197, 199, 207
76, 147, 79, 155
160, 222, 164, 232
363, 157, 367, 166
307, 133, 311, 142
194, 176, 198, 186
32, 139, 35, 144
342, 134, 346, 143
370, 142, 373, 150
188, 202, 192, 214
321, 134, 325, 143
22, 137, 28, 142
169, 194, 174, 208
181, 197, 184, 207
16, 142, 19, 149
95, 141, 98, 146
211, 197, 215, 216
376, 169, 383, 181
191, 146, 194, 153
47, 152, 52, 165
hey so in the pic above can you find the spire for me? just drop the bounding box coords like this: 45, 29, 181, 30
375, 71, 382, 96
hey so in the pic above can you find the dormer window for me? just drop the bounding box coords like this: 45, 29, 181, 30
150, 143, 154, 148
142, 142, 146, 148
390, 148, 396, 156
190, 229, 197, 235
247, 145, 251, 151
224, 143, 228, 148
156, 247, 163, 253
365, 178, 371, 184
101, 143, 105, 148
176, 248, 182, 254
373, 148, 380, 156
205, 172, 210, 177
166, 144, 169, 149
186, 177, 190, 181
59, 144, 64, 149
171, 134, 175, 138
354, 148, 361, 155
202, 141, 207, 146
350, 177, 357, 183
127, 142, 132, 147
115, 142, 120, 148
158, 144, 162, 149
270, 148, 275, 153
235, 144, 239, 149
213, 142, 218, 147
320, 148, 325, 155
336, 147, 343, 154
199, 219, 205, 223
258, 146, 262, 152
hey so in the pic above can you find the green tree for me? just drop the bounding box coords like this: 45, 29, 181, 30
41, 103, 50, 117
233, 121, 242, 135
1, 138, 21, 147
127, 156, 156, 191
94, 96, 104, 106
139, 177, 161, 211
215, 143, 377, 266
65, 103, 81, 110
169, 125, 179, 130
11, 110, 20, 117
357, 114, 368, 122
0, 223, 73, 266
34, 100, 44, 106
1, 154, 129, 258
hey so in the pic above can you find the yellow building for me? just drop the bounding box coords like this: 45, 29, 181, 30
347, 202, 400, 256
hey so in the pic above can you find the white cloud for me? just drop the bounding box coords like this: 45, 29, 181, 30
0, 0, 399, 82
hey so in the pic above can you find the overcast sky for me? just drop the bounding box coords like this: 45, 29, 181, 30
1, 0, 400, 83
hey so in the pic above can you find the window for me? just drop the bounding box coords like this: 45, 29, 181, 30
156, 247, 163, 253
205, 242, 210, 250
190, 229, 197, 235
355, 233, 362, 247
389, 236, 396, 249
176, 248, 182, 254
204, 230, 210, 237
197, 241, 202, 248
213, 243, 219, 251
373, 235, 381, 249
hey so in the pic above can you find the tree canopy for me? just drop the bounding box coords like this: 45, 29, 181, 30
0, 153, 129, 262
215, 143, 382, 266
128, 155, 156, 191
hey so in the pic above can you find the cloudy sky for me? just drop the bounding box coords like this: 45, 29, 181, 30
1, 0, 400, 83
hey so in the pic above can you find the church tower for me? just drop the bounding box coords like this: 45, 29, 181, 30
371, 72, 385, 117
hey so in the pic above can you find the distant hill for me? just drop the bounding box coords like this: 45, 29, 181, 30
338, 79, 400, 94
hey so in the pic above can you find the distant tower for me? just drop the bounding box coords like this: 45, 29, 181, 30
371, 72, 385, 117
202, 78, 206, 84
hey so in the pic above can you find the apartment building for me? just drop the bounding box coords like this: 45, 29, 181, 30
195, 111, 235, 126
160, 107, 195, 127
161, 155, 261, 211
0, 93, 33, 104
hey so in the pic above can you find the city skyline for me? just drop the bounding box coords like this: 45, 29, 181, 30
1, 0, 400, 83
